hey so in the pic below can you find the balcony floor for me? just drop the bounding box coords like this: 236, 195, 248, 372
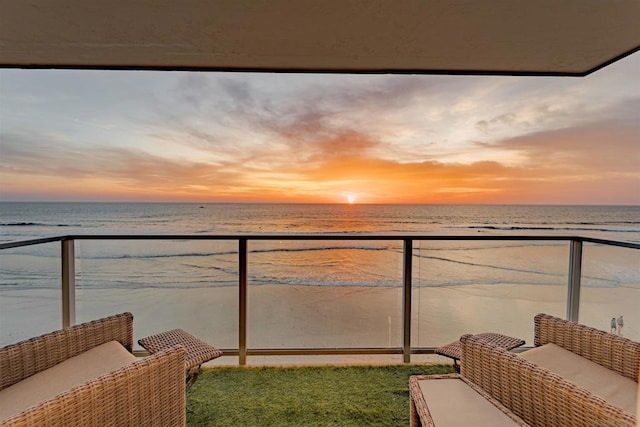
187, 362, 455, 426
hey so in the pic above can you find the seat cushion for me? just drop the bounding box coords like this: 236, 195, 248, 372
417, 378, 521, 426
0, 340, 137, 421
520, 343, 637, 415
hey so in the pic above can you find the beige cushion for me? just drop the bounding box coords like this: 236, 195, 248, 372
0, 340, 136, 421
520, 343, 637, 415
417, 378, 521, 426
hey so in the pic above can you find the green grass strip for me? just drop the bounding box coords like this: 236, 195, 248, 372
187, 364, 453, 426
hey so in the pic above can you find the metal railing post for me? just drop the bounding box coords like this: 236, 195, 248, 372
238, 238, 248, 365
402, 239, 412, 363
567, 239, 583, 322
61, 239, 76, 328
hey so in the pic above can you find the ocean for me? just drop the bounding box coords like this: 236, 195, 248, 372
1, 203, 639, 349
2, 203, 640, 240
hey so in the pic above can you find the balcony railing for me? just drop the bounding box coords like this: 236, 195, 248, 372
1, 234, 638, 364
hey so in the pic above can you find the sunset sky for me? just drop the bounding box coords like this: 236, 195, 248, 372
1, 53, 638, 205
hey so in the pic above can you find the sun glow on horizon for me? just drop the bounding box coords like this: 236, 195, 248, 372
344, 192, 357, 204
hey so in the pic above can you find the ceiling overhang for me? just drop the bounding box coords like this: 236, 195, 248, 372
1, 0, 639, 76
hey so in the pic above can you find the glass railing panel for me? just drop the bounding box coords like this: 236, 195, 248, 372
579, 243, 639, 341
247, 239, 403, 349
411, 240, 568, 347
0, 242, 61, 346
75, 239, 238, 350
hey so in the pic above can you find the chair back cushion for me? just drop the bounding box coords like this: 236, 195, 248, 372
520, 343, 637, 415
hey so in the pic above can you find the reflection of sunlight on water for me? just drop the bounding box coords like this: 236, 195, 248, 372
250, 241, 403, 287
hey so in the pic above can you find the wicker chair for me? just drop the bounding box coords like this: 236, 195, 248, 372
460, 334, 636, 426
410, 313, 639, 427
0, 313, 187, 426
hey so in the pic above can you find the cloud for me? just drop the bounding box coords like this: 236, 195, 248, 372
489, 105, 640, 173
1, 56, 639, 204
476, 113, 518, 133
2, 119, 638, 204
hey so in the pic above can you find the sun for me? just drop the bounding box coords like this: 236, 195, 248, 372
344, 192, 357, 204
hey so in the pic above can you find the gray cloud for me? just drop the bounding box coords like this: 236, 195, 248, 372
490, 99, 640, 173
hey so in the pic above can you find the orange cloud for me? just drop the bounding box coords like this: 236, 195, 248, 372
2, 122, 638, 204
2, 65, 639, 204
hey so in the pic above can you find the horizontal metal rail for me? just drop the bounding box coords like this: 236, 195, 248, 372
2, 234, 638, 250
0, 236, 63, 250
1, 233, 637, 364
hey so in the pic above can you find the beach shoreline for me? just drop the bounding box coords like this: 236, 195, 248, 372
2, 283, 638, 352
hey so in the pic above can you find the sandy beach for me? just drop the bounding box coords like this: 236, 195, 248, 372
2, 282, 638, 355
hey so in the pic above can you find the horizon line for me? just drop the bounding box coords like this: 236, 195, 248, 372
1, 200, 639, 207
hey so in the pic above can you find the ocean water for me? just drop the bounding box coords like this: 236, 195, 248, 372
2, 203, 640, 239
0, 203, 639, 290
1, 203, 639, 348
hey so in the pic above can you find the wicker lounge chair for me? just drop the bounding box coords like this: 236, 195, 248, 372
410, 313, 639, 426
0, 313, 188, 426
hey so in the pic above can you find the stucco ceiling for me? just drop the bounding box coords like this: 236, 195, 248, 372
1, 0, 639, 76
